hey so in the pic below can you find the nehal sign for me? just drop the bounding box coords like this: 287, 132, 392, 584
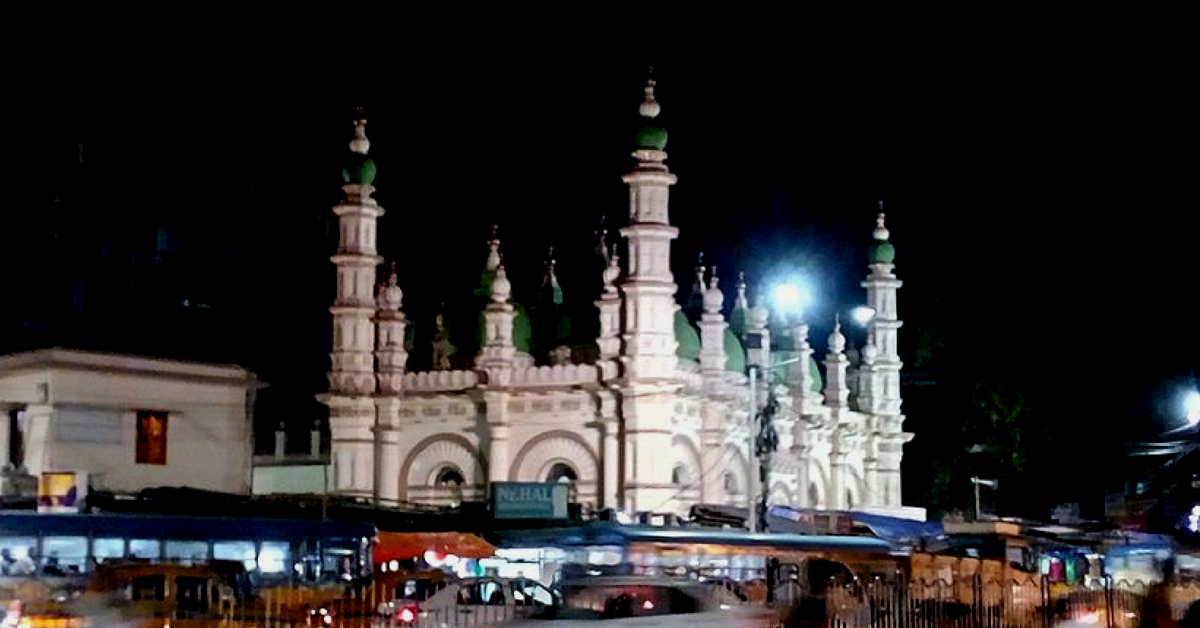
491, 482, 568, 520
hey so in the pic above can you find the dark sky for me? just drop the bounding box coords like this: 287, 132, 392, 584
20, 23, 1197, 483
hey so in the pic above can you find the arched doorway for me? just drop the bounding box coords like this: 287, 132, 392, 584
546, 462, 579, 502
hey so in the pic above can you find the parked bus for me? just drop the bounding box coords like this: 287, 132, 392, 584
0, 512, 375, 587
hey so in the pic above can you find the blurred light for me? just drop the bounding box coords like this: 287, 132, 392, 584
772, 282, 812, 315
852, 306, 876, 326
642, 600, 655, 610
1186, 391, 1200, 426
399, 607, 416, 623
389, 559, 400, 572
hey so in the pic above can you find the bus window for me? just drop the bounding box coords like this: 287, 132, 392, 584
166, 541, 209, 564
0, 537, 37, 576
130, 539, 161, 561
93, 538, 125, 565
259, 542, 290, 576
41, 536, 87, 575
214, 541, 256, 572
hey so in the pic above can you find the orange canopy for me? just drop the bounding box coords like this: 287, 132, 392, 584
373, 531, 496, 564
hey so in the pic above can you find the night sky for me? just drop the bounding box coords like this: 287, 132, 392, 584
17, 24, 1195, 508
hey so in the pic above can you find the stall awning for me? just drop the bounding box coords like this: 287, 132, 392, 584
374, 531, 496, 564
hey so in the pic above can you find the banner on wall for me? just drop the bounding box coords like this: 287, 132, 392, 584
38, 471, 88, 513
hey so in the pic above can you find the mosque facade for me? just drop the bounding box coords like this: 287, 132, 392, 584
320, 79, 919, 521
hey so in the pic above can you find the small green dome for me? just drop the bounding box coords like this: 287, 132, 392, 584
636, 122, 668, 151
723, 328, 747, 373
341, 152, 377, 185
513, 304, 533, 353
868, 240, 896, 264
674, 310, 701, 361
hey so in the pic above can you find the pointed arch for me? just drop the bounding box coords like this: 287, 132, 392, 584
671, 434, 703, 488
721, 444, 749, 504
399, 434, 487, 502
844, 464, 865, 510
807, 458, 828, 508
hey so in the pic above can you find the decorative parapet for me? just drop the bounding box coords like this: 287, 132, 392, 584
401, 370, 479, 392
509, 363, 600, 388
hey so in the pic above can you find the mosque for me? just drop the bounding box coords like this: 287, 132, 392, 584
320, 78, 920, 521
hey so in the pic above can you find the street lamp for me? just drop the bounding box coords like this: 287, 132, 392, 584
745, 282, 810, 534
1185, 391, 1200, 427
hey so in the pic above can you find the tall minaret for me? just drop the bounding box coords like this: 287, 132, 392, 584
619, 75, 679, 382
324, 114, 384, 497
861, 207, 903, 419
619, 74, 680, 512
860, 206, 908, 506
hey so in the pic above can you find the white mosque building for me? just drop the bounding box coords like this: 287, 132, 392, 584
320, 78, 920, 521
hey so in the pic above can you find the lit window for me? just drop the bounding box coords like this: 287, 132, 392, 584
136, 411, 168, 465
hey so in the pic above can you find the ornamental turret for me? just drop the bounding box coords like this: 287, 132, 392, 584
698, 267, 728, 377
478, 264, 516, 381
596, 245, 622, 361
823, 316, 850, 409
375, 262, 407, 394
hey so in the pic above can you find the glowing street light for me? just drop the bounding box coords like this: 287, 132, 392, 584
771, 281, 812, 317
1186, 391, 1200, 426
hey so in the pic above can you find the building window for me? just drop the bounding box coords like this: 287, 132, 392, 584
435, 466, 465, 507
671, 465, 687, 486
724, 472, 739, 495
136, 411, 168, 465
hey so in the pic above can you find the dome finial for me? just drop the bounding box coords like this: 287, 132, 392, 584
379, 260, 403, 310
640, 69, 661, 119
486, 225, 501, 270
603, 247, 621, 294
491, 265, 512, 303
874, 204, 889, 241
703, 265, 724, 314
692, 252, 707, 295
734, 271, 749, 309
350, 109, 370, 155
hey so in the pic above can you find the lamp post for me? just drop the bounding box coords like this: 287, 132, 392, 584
745, 281, 812, 533
747, 357, 800, 533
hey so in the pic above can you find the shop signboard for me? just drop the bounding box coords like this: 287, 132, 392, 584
491, 482, 568, 520
38, 471, 88, 514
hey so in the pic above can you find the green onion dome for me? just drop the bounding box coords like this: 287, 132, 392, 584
724, 328, 747, 373
868, 211, 895, 264
635, 78, 667, 151
341, 151, 377, 186
675, 310, 701, 361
